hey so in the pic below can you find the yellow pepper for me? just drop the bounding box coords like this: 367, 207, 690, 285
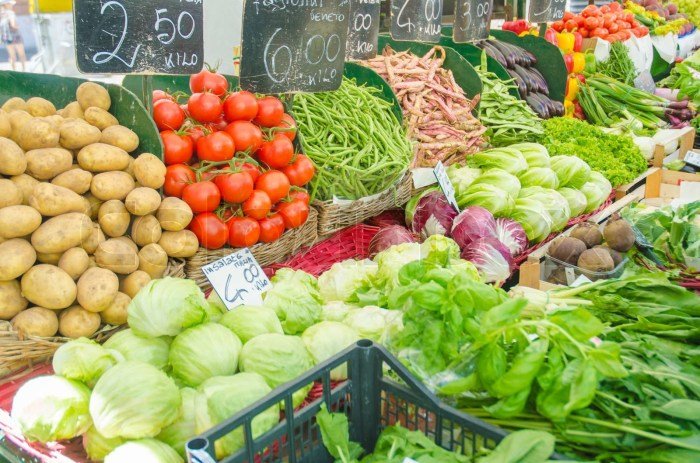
564, 100, 575, 118
565, 77, 579, 102
557, 32, 575, 54
572, 52, 586, 74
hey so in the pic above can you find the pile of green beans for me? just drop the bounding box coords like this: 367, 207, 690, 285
292, 77, 412, 201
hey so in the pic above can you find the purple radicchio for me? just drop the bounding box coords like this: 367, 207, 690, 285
406, 191, 458, 239
450, 206, 497, 250
368, 225, 417, 257
460, 237, 514, 284
494, 218, 528, 257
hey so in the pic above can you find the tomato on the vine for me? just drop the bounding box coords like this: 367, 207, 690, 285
190, 69, 228, 96
206, 114, 229, 132
214, 171, 254, 204
153, 99, 185, 131
224, 121, 263, 153
228, 216, 261, 247
254, 96, 284, 127
223, 91, 258, 122
255, 170, 290, 204
282, 154, 315, 186
242, 190, 271, 220
189, 212, 228, 249
161, 130, 194, 165
152, 90, 171, 104
240, 162, 261, 183
258, 213, 285, 243
278, 113, 297, 141
185, 124, 206, 151
289, 189, 310, 205
164, 164, 195, 198
257, 135, 294, 168
197, 131, 235, 162
182, 181, 221, 213
188, 92, 223, 123
277, 199, 309, 229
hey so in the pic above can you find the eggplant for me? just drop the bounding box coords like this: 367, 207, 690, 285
527, 67, 550, 95
550, 100, 565, 117
481, 42, 508, 68
507, 69, 528, 97
526, 93, 550, 118
513, 64, 537, 93
499, 41, 531, 66
486, 40, 518, 69
525, 51, 538, 66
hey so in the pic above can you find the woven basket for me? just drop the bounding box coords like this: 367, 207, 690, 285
313, 173, 412, 237
186, 208, 318, 292
0, 258, 186, 379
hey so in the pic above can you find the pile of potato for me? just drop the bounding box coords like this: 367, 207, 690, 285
0, 82, 198, 340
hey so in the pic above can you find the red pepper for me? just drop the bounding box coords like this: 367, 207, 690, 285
544, 28, 559, 46
564, 54, 574, 74
573, 32, 583, 52
503, 21, 515, 32
573, 101, 586, 120
576, 74, 586, 84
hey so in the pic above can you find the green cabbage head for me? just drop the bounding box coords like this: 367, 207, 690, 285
218, 305, 283, 343
103, 329, 171, 370
302, 321, 359, 380
581, 182, 608, 213
518, 167, 560, 189
318, 259, 378, 303
52, 337, 121, 387
457, 183, 515, 217
157, 388, 200, 458
105, 439, 183, 463
509, 198, 553, 243
263, 269, 322, 335
470, 168, 522, 197
83, 426, 125, 461
510, 143, 550, 167
550, 155, 591, 189
557, 187, 588, 218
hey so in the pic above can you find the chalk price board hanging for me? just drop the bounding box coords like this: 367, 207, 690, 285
453, 0, 493, 43
73, 0, 203, 74
527, 0, 565, 23
240, 0, 351, 94
346, 0, 381, 60
390, 0, 443, 43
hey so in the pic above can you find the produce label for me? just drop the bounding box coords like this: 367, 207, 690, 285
390, 0, 443, 43
202, 249, 272, 310
452, 0, 493, 43
240, 0, 350, 93
73, 0, 203, 74
433, 161, 459, 212
683, 150, 700, 169
346, 0, 381, 59
526, 0, 565, 23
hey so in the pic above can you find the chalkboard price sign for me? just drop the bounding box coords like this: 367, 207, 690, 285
390, 0, 443, 43
73, 0, 204, 74
240, 0, 350, 94
453, 0, 493, 43
346, 0, 381, 60
527, 0, 565, 23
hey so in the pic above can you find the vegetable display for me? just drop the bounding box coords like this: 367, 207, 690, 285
625, 0, 695, 36
551, 2, 650, 41
659, 49, 700, 111
595, 41, 638, 86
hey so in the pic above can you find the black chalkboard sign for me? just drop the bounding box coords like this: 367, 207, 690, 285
240, 0, 350, 93
527, 0, 565, 23
453, 0, 493, 43
73, 0, 203, 74
346, 0, 381, 60
390, 0, 443, 43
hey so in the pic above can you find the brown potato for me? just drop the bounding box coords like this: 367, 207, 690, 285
94, 238, 139, 274
113, 236, 138, 254
158, 230, 199, 258
0, 110, 11, 137
11, 174, 39, 205
51, 168, 93, 195
131, 214, 162, 246
26, 97, 56, 117
0, 280, 28, 319
76, 82, 111, 111
20, 264, 76, 309
59, 120, 102, 150
58, 306, 100, 338
81, 222, 106, 255
8, 110, 32, 142
29, 183, 90, 217
36, 252, 63, 265
123, 156, 135, 179
125, 187, 161, 216
59, 101, 85, 120
98, 200, 130, 238
2, 97, 27, 113
40, 114, 64, 130
133, 153, 166, 189
58, 247, 90, 280
0, 239, 36, 280
138, 243, 168, 279
0, 137, 26, 176
77, 143, 131, 172
83, 193, 103, 220
100, 125, 139, 152
0, 178, 24, 208
16, 118, 60, 151
0, 205, 42, 239
90, 171, 135, 201
12, 307, 59, 337
119, 270, 151, 299
100, 291, 130, 326
31, 212, 93, 254
84, 107, 118, 130
157, 197, 193, 231
25, 147, 73, 180
77, 267, 119, 312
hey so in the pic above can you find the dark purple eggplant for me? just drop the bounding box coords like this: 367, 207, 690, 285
507, 69, 528, 97
527, 67, 550, 95
525, 51, 538, 66
526, 93, 550, 118
535, 93, 560, 118
550, 100, 565, 117
513, 64, 537, 93
498, 41, 531, 67
481, 42, 508, 68
486, 40, 518, 68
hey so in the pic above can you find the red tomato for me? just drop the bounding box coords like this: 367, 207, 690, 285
255, 170, 290, 204
564, 19, 577, 31
617, 29, 631, 40
600, 4, 610, 13
196, 163, 221, 182
161, 130, 194, 165
152, 90, 171, 104
608, 22, 619, 33
190, 69, 228, 96
190, 212, 228, 249
206, 114, 229, 132
182, 181, 221, 213
224, 121, 263, 153
240, 162, 261, 183
591, 27, 609, 38
278, 113, 297, 141
185, 125, 206, 152
254, 96, 284, 127
289, 189, 310, 205
575, 16, 585, 28
581, 5, 597, 17
223, 91, 259, 122
277, 199, 309, 229
258, 214, 285, 243
153, 99, 185, 131
197, 131, 235, 162
188, 92, 223, 123
584, 17, 600, 29
228, 216, 260, 247
618, 20, 631, 30
257, 135, 294, 168
164, 164, 195, 198
580, 28, 589, 38
243, 190, 271, 220
283, 155, 315, 187
562, 11, 574, 21
602, 14, 614, 29
552, 20, 565, 32
609, 2, 621, 12
214, 171, 254, 203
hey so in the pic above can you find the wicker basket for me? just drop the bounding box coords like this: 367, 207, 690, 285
186, 208, 318, 292
313, 173, 412, 237
0, 258, 186, 379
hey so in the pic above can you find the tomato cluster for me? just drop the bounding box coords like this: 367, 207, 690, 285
154, 69, 315, 250
552, 3, 649, 41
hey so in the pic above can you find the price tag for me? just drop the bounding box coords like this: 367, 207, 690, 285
390, 0, 443, 43
526, 0, 565, 23
346, 0, 381, 60
634, 70, 656, 93
202, 249, 272, 311
73, 0, 203, 74
240, 0, 350, 93
571, 274, 592, 287
453, 0, 493, 43
564, 267, 576, 286
433, 161, 459, 212
683, 150, 700, 169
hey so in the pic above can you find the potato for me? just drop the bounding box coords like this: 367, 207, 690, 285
26, 97, 56, 117
0, 178, 23, 208
77, 82, 111, 111
138, 243, 168, 278
81, 222, 105, 255
76, 267, 119, 312
77, 143, 131, 172
60, 101, 85, 120
0, 239, 36, 280
31, 212, 93, 254
90, 171, 135, 201
0, 137, 26, 176
16, 118, 60, 151
36, 252, 62, 265
0, 110, 11, 137
95, 238, 139, 274
157, 197, 193, 231
12, 307, 59, 337
59, 120, 102, 150
120, 270, 151, 299
158, 230, 199, 258
113, 236, 139, 254
125, 187, 161, 216
52, 168, 92, 194
25, 147, 73, 180
100, 125, 139, 152
59, 306, 100, 338
41, 114, 64, 130
100, 291, 130, 325
11, 174, 39, 205
2, 97, 27, 113
131, 215, 162, 246
21, 264, 76, 309
0, 280, 28, 319
84, 193, 103, 220
133, 153, 166, 189
8, 110, 32, 141
95, 200, 127, 238
0, 205, 42, 238
84, 107, 118, 130
29, 183, 90, 217
58, 247, 90, 280
123, 156, 135, 179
